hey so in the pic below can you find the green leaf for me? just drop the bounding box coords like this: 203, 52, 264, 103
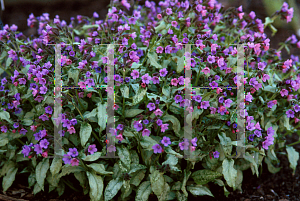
162, 85, 171, 98
58, 166, 85, 178
158, 182, 170, 201
181, 169, 191, 197
286, 146, 299, 176
264, 17, 274, 27
129, 164, 147, 174
117, 145, 131, 170
97, 102, 107, 130
191, 169, 222, 185
140, 136, 158, 150
206, 113, 228, 120
147, 52, 162, 69
218, 133, 232, 156
56, 181, 65, 197
262, 85, 277, 93
222, 158, 237, 190
87, 163, 113, 175
131, 83, 140, 94
283, 115, 291, 131
82, 24, 99, 30
187, 185, 214, 197
162, 114, 181, 136
132, 87, 147, 106
176, 55, 185, 74
135, 181, 152, 201
264, 156, 281, 173
2, 167, 18, 192
150, 170, 165, 196
33, 183, 42, 195
162, 154, 178, 167
82, 152, 102, 162
123, 129, 135, 137
79, 122, 92, 147
125, 109, 144, 118
68, 68, 79, 84
36, 158, 50, 191
130, 169, 146, 186
87, 172, 104, 201
28, 172, 36, 187
155, 20, 167, 33
0, 111, 12, 124
6, 57, 12, 68
50, 158, 62, 176
104, 178, 123, 201
120, 85, 129, 98
22, 119, 33, 126
244, 152, 259, 177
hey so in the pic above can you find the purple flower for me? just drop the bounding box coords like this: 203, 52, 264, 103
194, 95, 202, 103
159, 68, 168, 77
34, 144, 43, 155
219, 97, 224, 103
63, 154, 72, 164
179, 139, 189, 150
45, 106, 53, 114
191, 137, 197, 146
209, 81, 218, 89
142, 129, 151, 137
40, 139, 49, 149
143, 119, 149, 125
1, 126, 7, 133
213, 151, 220, 158
152, 76, 160, 84
22, 145, 31, 157
161, 136, 171, 147
294, 104, 300, 112
286, 109, 295, 118
156, 119, 163, 126
142, 73, 151, 84
68, 148, 78, 157
19, 128, 28, 135
134, 122, 143, 132
117, 124, 124, 130
147, 102, 156, 111
152, 144, 163, 154
125, 77, 130, 82
85, 78, 95, 87
200, 101, 210, 109
70, 119, 77, 126
174, 95, 183, 104
39, 114, 49, 121
224, 99, 233, 108
13, 123, 20, 128
88, 144, 97, 155
166, 8, 172, 15
254, 130, 262, 137
207, 55, 215, 63
40, 86, 47, 94
131, 70, 139, 79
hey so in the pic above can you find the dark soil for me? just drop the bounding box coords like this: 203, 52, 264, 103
1, 0, 300, 200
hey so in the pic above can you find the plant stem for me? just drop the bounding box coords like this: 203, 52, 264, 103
75, 89, 84, 110
61, 178, 80, 192
274, 140, 300, 152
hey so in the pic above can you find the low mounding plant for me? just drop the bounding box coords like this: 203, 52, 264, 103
1, 0, 300, 200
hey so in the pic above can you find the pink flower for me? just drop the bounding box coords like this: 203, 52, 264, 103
105, 87, 114, 95
161, 124, 169, 133
202, 67, 210, 75
156, 46, 164, 53
254, 122, 262, 130
71, 158, 79, 166
216, 88, 223, 94
295, 118, 300, 124
116, 134, 124, 141
171, 78, 178, 86
78, 92, 84, 98
108, 145, 116, 152
190, 146, 196, 152
87, 92, 92, 98
42, 151, 48, 158
154, 109, 163, 116
157, 14, 162, 19
30, 125, 37, 132
67, 126, 76, 134
280, 89, 288, 97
